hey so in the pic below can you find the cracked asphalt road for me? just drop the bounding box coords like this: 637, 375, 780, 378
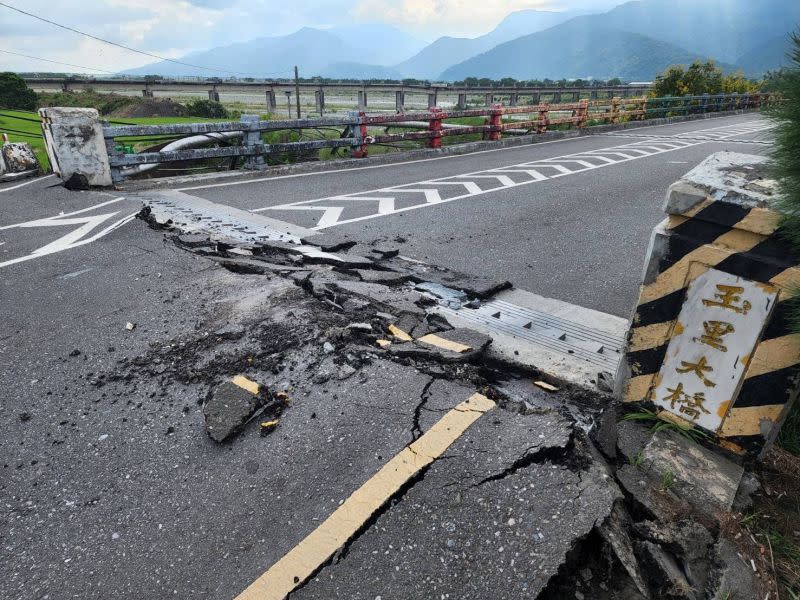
0, 112, 775, 599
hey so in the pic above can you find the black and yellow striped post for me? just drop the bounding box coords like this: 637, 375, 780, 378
617, 152, 800, 459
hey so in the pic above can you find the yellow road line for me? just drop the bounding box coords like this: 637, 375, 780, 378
388, 324, 413, 341
417, 333, 472, 353
231, 375, 260, 395
235, 393, 496, 600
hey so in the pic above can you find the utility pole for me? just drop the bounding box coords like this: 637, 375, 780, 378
294, 65, 301, 119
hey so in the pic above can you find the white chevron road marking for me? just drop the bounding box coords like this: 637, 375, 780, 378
256, 124, 764, 229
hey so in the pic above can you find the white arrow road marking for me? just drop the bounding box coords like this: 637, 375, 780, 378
0, 197, 137, 269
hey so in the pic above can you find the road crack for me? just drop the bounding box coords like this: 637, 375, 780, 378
410, 376, 436, 442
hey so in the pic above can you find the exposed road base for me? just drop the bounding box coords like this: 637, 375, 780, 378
140, 189, 628, 389
127, 209, 776, 600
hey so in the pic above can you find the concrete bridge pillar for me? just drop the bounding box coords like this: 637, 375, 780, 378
315, 89, 325, 115
531, 91, 540, 105
142, 88, 154, 98
208, 88, 220, 102
265, 90, 277, 111
457, 93, 467, 109
484, 93, 493, 106
395, 90, 405, 113
509, 92, 518, 106
358, 90, 368, 109
590, 89, 598, 100
552, 91, 562, 103
427, 92, 437, 109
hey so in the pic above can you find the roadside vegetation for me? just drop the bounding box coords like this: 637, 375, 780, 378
768, 32, 800, 460
652, 60, 761, 97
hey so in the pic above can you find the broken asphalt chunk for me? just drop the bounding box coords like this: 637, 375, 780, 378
369, 245, 399, 258
203, 376, 266, 442
300, 231, 356, 252
389, 328, 491, 363
349, 269, 412, 285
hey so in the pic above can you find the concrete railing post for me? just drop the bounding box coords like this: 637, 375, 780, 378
349, 111, 368, 158
536, 104, 549, 134
611, 97, 621, 124
427, 107, 443, 148
616, 152, 799, 460
488, 103, 503, 141
577, 99, 589, 128
240, 114, 265, 170
39, 107, 113, 186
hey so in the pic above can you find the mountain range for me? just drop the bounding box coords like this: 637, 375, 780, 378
121, 0, 800, 81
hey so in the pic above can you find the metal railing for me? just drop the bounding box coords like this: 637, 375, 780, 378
101, 93, 769, 182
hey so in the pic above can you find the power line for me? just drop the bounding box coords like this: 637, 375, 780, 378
0, 1, 245, 76
0, 48, 114, 73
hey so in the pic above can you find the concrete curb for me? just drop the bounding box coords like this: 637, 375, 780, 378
116, 108, 761, 191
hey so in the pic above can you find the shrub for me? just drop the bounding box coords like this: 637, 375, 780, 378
184, 99, 228, 119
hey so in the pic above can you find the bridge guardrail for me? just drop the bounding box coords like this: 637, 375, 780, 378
40, 93, 769, 185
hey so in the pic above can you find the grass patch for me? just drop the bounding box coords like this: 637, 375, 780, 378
621, 408, 710, 442
0, 110, 49, 170
741, 511, 800, 596
780, 400, 800, 456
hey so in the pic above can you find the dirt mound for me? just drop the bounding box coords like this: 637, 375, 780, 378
110, 98, 187, 118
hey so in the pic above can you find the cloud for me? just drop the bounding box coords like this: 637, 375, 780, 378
0, 0, 612, 73
350, 0, 553, 37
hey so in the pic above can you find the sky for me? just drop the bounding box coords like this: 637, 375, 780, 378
0, 0, 625, 73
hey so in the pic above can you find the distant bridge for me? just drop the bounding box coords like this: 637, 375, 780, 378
24, 77, 652, 113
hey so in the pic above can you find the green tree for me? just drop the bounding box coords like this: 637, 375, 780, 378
767, 31, 800, 456
0, 72, 38, 110
771, 32, 800, 247
653, 60, 760, 97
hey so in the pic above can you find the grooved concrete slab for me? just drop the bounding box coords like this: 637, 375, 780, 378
434, 288, 629, 388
